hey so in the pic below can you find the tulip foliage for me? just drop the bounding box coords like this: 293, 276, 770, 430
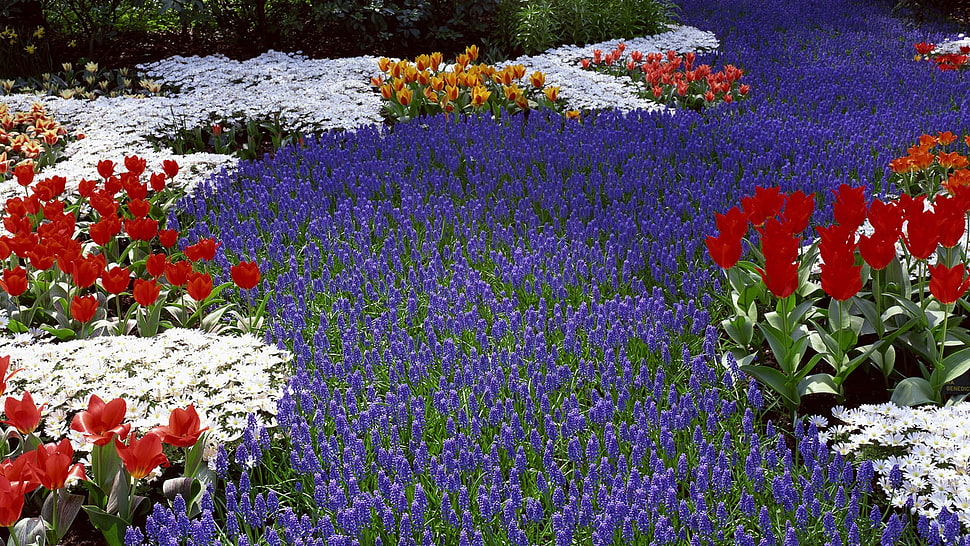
0, 353, 211, 546
709, 132, 970, 410
372, 45, 580, 123
579, 43, 750, 111
0, 156, 266, 339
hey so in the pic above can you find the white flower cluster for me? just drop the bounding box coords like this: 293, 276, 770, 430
818, 403, 970, 530
0, 328, 291, 451
933, 34, 970, 55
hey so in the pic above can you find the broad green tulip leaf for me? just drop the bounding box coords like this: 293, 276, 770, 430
740, 364, 799, 408
757, 322, 795, 374
12, 517, 45, 546
827, 298, 850, 332
5, 319, 27, 333
81, 506, 127, 546
184, 431, 208, 478
885, 293, 927, 325
869, 345, 896, 378
853, 297, 882, 336
941, 348, 970, 384
791, 298, 820, 325
890, 377, 938, 407
924, 309, 947, 329
39, 325, 76, 341
43, 491, 84, 541
797, 373, 840, 396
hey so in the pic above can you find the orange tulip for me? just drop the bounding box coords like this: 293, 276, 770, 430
529, 71, 545, 88
445, 85, 459, 102
543, 86, 560, 102
377, 57, 391, 73
938, 151, 969, 169
430, 52, 443, 69
470, 86, 491, 107
465, 44, 479, 61
380, 84, 393, 100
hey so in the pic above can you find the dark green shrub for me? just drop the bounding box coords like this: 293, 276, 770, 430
494, 0, 679, 56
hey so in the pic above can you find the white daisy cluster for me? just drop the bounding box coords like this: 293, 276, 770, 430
817, 403, 970, 529
933, 33, 970, 55
0, 328, 291, 452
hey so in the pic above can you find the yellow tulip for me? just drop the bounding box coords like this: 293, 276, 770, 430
415, 54, 430, 72
565, 110, 581, 120
84, 61, 98, 73
392, 78, 406, 92
443, 72, 459, 87
380, 84, 394, 99
377, 57, 392, 73
370, 76, 384, 87
404, 65, 419, 84
397, 87, 413, 106
543, 86, 560, 102
503, 84, 521, 102
423, 87, 437, 101
430, 76, 445, 91
515, 96, 529, 110
456, 53, 470, 68
511, 64, 526, 80
417, 70, 431, 87
430, 52, 443, 70
529, 71, 545, 88
465, 45, 479, 61
470, 86, 491, 107
445, 85, 459, 102
24, 45, 36, 55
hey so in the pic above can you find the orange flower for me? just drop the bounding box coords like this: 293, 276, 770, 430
945, 169, 970, 193
445, 85, 459, 102
938, 151, 969, 169
379, 84, 393, 100
430, 52, 443, 69
917, 134, 938, 149
937, 131, 958, 145
889, 156, 916, 173
414, 54, 430, 72
911, 150, 935, 170
543, 86, 560, 102
465, 45, 479, 62
377, 57, 391, 73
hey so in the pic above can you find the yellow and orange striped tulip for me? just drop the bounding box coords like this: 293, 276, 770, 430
529, 71, 545, 88
397, 87, 413, 106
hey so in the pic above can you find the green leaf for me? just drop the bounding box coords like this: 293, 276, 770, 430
757, 322, 794, 374
43, 491, 84, 542
39, 325, 76, 341
885, 293, 926, 326
890, 377, 938, 407
12, 517, 45, 546
853, 296, 882, 336
941, 348, 970, 384
797, 373, 840, 396
81, 506, 128, 546
6, 319, 27, 333
740, 364, 799, 408
870, 345, 896, 378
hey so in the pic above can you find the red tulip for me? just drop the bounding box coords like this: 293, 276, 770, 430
25, 440, 86, 490
741, 186, 785, 227
97, 160, 115, 179
164, 261, 192, 287
929, 263, 970, 305
158, 229, 179, 248
756, 218, 800, 298
12, 164, 33, 187
0, 267, 28, 297
820, 252, 862, 301
145, 253, 167, 278
115, 433, 169, 480
89, 216, 122, 246
149, 173, 167, 192
150, 405, 208, 448
0, 454, 39, 495
161, 160, 179, 179
70, 255, 105, 288
831, 184, 867, 229
705, 234, 743, 269
903, 208, 940, 260
124, 155, 147, 176
124, 217, 158, 241
867, 199, 903, 238
132, 278, 161, 306
2, 391, 43, 435
26, 244, 54, 271
186, 271, 213, 301
230, 261, 261, 289
101, 266, 131, 295
713, 206, 749, 241
0, 356, 21, 398
858, 234, 897, 270
184, 238, 220, 261
70, 294, 98, 323
128, 198, 151, 218
780, 190, 815, 235
933, 194, 967, 249
0, 476, 27, 527
914, 42, 936, 55
70, 395, 130, 446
